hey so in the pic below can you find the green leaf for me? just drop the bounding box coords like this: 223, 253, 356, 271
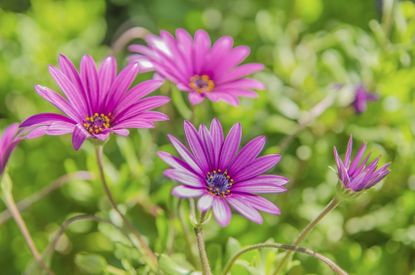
158, 254, 192, 275
75, 252, 107, 274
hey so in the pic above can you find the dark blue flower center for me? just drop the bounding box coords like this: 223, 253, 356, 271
206, 169, 233, 197
189, 75, 215, 94
83, 113, 112, 134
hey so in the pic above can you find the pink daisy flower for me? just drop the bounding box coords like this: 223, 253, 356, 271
158, 119, 288, 227
20, 54, 170, 150
129, 29, 265, 106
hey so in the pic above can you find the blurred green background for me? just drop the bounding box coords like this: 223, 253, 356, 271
1, 0, 414, 274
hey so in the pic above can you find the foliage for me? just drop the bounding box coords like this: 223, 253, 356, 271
0, 0, 414, 274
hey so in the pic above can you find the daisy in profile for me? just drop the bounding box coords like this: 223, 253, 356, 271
129, 29, 265, 106
333, 136, 390, 192
20, 54, 170, 150
158, 118, 287, 227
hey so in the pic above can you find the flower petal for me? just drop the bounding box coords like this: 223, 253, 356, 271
229, 136, 266, 175
172, 185, 204, 198
218, 123, 241, 170
227, 196, 263, 224
212, 198, 232, 227
163, 169, 203, 187
233, 154, 281, 182
72, 124, 88, 151
198, 194, 214, 212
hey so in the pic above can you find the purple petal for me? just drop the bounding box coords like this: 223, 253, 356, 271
227, 196, 263, 224
183, 121, 210, 172
115, 79, 164, 115
188, 93, 205, 105
218, 123, 241, 170
163, 169, 203, 187
168, 134, 203, 174
229, 136, 266, 175
349, 143, 367, 174
104, 63, 140, 111
172, 185, 204, 198
206, 92, 240, 106
113, 129, 129, 136
72, 124, 88, 151
35, 85, 82, 121
98, 56, 117, 107
216, 63, 264, 84
344, 136, 353, 166
80, 55, 100, 111
49, 65, 88, 116
194, 29, 211, 74
197, 194, 214, 212
212, 198, 232, 227
210, 118, 224, 167
236, 194, 281, 215
20, 113, 75, 127
233, 154, 281, 182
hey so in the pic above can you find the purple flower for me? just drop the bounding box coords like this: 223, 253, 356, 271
20, 54, 170, 150
333, 136, 390, 192
158, 119, 287, 226
129, 29, 265, 106
352, 85, 379, 114
0, 124, 21, 175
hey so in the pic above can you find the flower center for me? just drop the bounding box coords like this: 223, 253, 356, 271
206, 169, 233, 197
189, 74, 215, 94
83, 113, 112, 135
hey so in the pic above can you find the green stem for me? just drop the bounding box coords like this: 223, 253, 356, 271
1, 174, 54, 275
222, 243, 347, 275
194, 211, 212, 275
274, 197, 340, 274
95, 145, 158, 269
177, 199, 198, 266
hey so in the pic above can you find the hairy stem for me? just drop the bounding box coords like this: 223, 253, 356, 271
177, 199, 198, 266
1, 174, 54, 275
194, 211, 212, 275
274, 197, 340, 274
0, 171, 93, 225
223, 243, 347, 275
95, 145, 158, 268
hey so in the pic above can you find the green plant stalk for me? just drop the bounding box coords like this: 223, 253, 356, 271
95, 145, 158, 269
274, 197, 340, 274
1, 173, 54, 275
222, 243, 347, 275
194, 211, 212, 275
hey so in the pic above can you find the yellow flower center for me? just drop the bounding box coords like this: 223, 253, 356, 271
189, 74, 215, 94
83, 113, 112, 135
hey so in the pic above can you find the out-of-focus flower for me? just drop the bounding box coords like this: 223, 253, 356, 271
0, 124, 20, 175
20, 54, 170, 150
352, 85, 379, 114
129, 29, 265, 106
158, 119, 287, 226
333, 136, 390, 192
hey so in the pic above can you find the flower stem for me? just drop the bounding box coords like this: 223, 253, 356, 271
1, 174, 54, 275
194, 211, 212, 275
177, 199, 198, 266
222, 243, 347, 275
274, 197, 340, 274
94, 145, 158, 269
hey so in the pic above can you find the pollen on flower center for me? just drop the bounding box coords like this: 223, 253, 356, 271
189, 74, 215, 94
83, 113, 112, 135
206, 169, 233, 197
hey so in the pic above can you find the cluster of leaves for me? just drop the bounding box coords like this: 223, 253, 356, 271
0, 0, 414, 274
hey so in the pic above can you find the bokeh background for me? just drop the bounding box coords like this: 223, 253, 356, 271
1, 0, 414, 274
